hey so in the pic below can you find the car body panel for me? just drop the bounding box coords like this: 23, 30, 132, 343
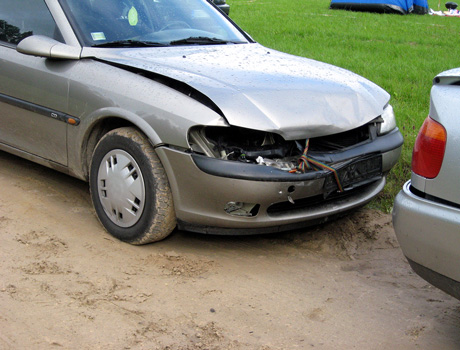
84, 43, 390, 140
393, 182, 460, 282
63, 59, 226, 179
393, 68, 460, 299
0, 41, 227, 179
0, 45, 69, 165
424, 83, 460, 205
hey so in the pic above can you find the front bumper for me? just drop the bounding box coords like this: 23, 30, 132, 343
393, 181, 460, 298
156, 130, 402, 234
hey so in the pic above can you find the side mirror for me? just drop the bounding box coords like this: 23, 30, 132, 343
17, 35, 81, 60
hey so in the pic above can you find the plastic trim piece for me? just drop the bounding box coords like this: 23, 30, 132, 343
0, 92, 80, 126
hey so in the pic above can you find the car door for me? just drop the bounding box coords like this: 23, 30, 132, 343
0, 0, 70, 165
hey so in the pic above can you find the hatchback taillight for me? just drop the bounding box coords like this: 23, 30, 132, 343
412, 116, 447, 179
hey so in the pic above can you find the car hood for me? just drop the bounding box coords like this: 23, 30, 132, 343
84, 43, 389, 139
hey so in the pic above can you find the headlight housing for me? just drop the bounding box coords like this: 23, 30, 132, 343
378, 104, 397, 135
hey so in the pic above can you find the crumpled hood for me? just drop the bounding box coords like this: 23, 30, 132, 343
84, 43, 390, 139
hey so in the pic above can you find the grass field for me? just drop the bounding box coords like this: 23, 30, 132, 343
226, 0, 460, 211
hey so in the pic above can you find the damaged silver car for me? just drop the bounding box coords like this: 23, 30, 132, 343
0, 0, 403, 244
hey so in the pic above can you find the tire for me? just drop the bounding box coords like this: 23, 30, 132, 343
89, 127, 176, 244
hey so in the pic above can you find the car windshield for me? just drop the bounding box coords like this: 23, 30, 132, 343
58, 0, 248, 47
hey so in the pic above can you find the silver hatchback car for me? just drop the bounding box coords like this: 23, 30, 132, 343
393, 69, 460, 300
0, 0, 403, 244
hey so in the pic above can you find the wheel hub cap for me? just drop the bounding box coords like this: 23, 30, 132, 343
97, 149, 146, 228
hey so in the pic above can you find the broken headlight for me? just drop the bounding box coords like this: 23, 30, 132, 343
188, 125, 301, 170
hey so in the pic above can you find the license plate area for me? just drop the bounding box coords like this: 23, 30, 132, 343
323, 154, 382, 194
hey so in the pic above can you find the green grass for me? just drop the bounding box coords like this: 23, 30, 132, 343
227, 0, 460, 211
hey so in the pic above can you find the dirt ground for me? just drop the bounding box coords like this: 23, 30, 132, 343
1, 150, 459, 350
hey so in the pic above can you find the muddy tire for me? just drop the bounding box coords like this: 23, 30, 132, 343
89, 127, 176, 244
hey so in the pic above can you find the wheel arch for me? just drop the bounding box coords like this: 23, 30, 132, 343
78, 113, 163, 181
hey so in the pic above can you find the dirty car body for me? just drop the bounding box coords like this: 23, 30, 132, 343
0, 0, 402, 244
393, 69, 460, 300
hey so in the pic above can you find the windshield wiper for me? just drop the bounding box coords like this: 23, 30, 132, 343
92, 40, 167, 48
169, 36, 243, 46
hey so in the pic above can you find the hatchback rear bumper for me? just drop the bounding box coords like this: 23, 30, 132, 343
393, 181, 460, 296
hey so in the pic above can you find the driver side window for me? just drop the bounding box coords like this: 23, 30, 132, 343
0, 0, 63, 45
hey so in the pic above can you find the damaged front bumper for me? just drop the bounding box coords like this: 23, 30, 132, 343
156, 128, 403, 234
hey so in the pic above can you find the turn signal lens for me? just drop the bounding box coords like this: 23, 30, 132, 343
412, 116, 447, 179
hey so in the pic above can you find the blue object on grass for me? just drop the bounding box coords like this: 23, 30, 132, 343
330, 0, 428, 14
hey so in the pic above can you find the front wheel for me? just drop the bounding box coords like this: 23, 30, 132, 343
89, 127, 176, 244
